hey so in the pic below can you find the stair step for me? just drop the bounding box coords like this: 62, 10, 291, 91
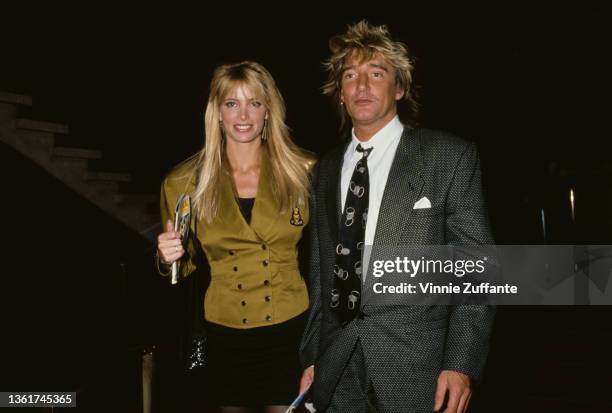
54, 146, 102, 160
11, 129, 55, 152
53, 158, 88, 176
86, 171, 132, 182
15, 118, 69, 134
0, 92, 32, 106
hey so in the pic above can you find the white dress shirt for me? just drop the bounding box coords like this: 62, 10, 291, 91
341, 116, 404, 245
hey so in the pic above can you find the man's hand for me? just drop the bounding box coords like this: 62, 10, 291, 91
299, 366, 315, 394
434, 370, 472, 413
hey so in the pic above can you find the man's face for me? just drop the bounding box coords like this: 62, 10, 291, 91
340, 51, 404, 134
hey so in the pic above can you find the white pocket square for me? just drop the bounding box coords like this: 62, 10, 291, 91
413, 196, 431, 209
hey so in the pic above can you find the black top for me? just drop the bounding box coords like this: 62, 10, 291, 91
237, 197, 255, 224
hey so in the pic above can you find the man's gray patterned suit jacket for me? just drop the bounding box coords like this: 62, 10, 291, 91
300, 127, 496, 412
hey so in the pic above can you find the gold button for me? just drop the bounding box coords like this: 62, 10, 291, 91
265, 296, 271, 302
265, 315, 272, 321
242, 318, 248, 324
263, 259, 269, 267
241, 300, 246, 306
263, 280, 269, 286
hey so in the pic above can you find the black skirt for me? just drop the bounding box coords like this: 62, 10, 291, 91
205, 312, 307, 406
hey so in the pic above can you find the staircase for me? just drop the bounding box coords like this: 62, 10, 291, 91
0, 91, 160, 241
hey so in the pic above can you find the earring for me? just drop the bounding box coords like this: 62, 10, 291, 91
261, 118, 268, 141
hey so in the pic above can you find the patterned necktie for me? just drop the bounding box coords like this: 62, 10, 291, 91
332, 144, 372, 322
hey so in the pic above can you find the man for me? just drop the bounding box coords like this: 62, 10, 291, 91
299, 21, 495, 412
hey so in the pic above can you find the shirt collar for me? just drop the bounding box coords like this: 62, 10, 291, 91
348, 115, 404, 158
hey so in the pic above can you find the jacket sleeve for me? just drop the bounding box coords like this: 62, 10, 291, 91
159, 174, 198, 279
443, 142, 496, 381
299, 163, 322, 368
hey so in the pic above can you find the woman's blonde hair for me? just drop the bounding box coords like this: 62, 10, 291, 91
323, 20, 419, 131
190, 61, 314, 223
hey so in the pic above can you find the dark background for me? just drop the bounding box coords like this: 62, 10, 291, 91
2, 5, 610, 242
1, 4, 610, 412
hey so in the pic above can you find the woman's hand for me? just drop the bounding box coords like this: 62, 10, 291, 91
157, 220, 185, 264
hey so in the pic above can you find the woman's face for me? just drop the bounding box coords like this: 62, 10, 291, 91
219, 83, 268, 144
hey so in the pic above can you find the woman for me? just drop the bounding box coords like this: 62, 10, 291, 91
156, 61, 314, 412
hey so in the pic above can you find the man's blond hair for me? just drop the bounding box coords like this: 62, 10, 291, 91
323, 20, 419, 131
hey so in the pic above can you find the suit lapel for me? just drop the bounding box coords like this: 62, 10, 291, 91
325, 143, 349, 245
373, 128, 425, 245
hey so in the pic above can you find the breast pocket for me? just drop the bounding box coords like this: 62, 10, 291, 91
411, 204, 443, 217
401, 205, 445, 243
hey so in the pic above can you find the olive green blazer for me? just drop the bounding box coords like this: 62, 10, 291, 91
160, 155, 310, 329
